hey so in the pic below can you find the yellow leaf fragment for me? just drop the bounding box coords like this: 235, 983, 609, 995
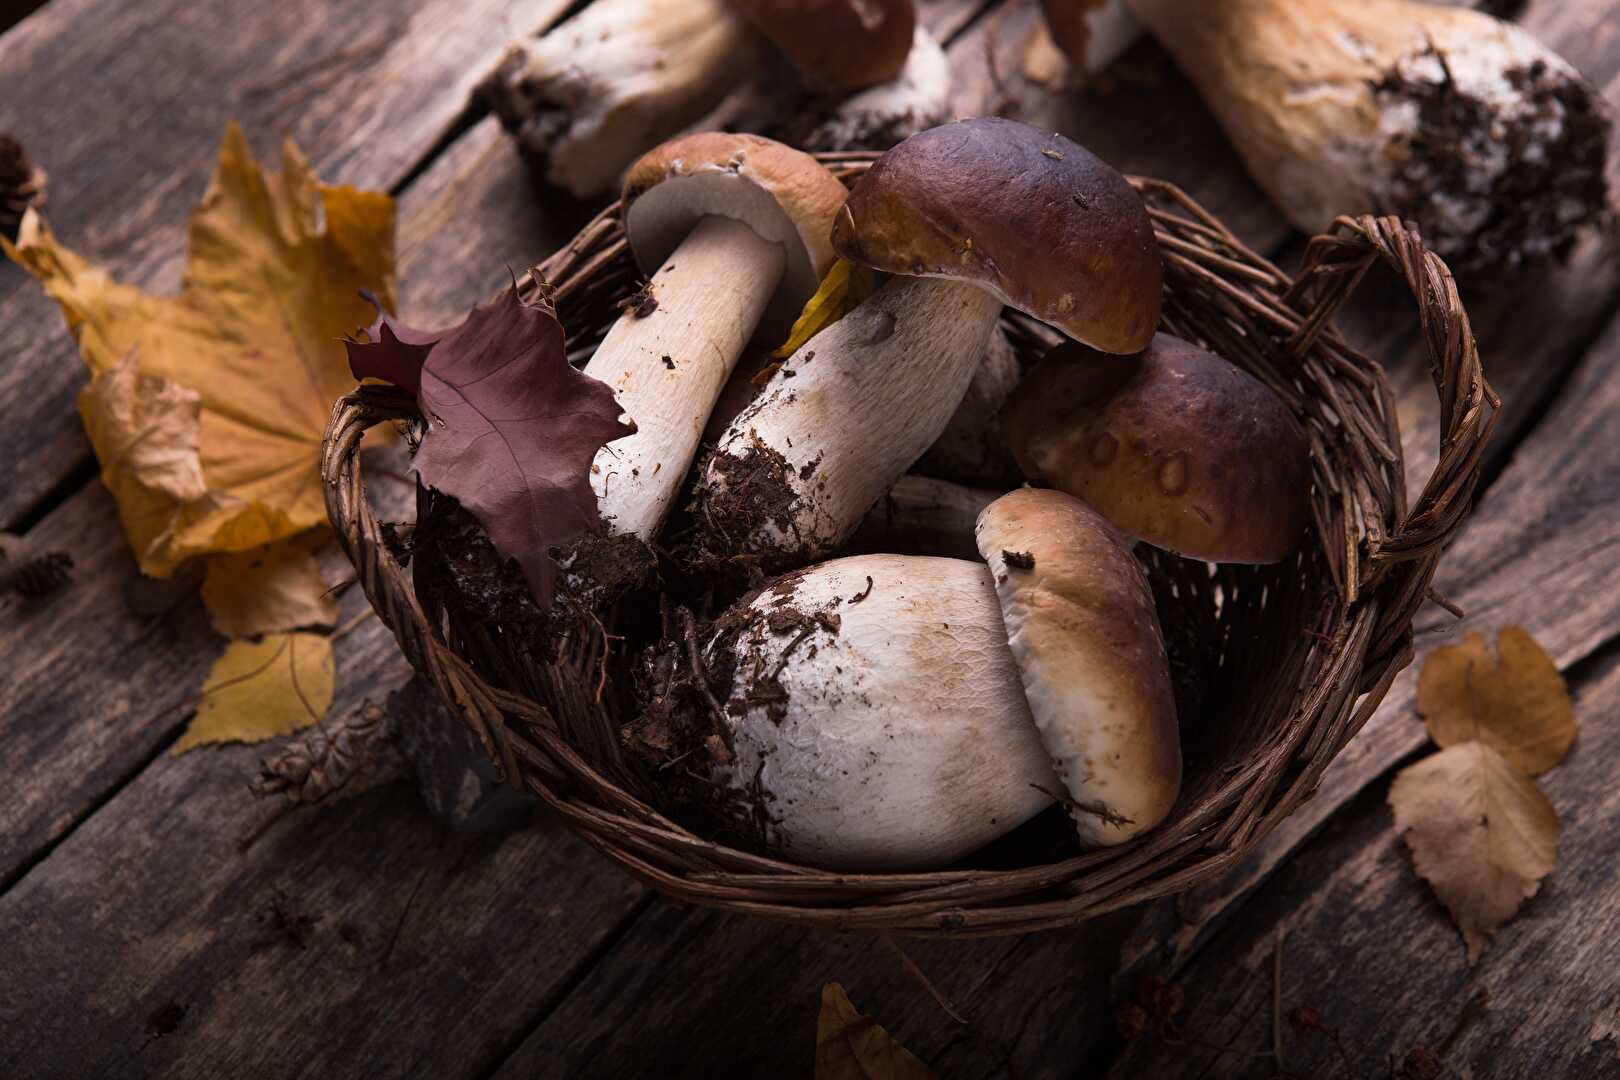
773, 259, 880, 359
200, 530, 339, 639
816, 982, 937, 1080
176, 632, 335, 753
1418, 627, 1575, 775
3, 123, 396, 576
76, 352, 210, 573
1389, 741, 1559, 962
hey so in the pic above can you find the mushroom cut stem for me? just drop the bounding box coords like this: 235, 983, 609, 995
695, 275, 1003, 567
588, 215, 787, 542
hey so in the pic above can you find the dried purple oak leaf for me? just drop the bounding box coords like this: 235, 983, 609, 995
344, 289, 440, 395
412, 287, 633, 610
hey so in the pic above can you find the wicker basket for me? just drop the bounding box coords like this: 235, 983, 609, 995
321, 153, 1494, 936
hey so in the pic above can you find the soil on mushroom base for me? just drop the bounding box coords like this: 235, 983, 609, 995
1372, 48, 1610, 275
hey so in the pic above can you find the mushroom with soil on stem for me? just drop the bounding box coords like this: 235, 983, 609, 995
679, 552, 1064, 870
584, 133, 848, 544
1126, 0, 1612, 275
1004, 332, 1313, 565
480, 0, 918, 199
975, 487, 1181, 846
665, 486, 1181, 868
689, 117, 1163, 572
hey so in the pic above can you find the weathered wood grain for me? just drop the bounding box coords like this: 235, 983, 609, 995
0, 0, 574, 527
1106, 615, 1620, 1078
0, 743, 648, 1079
495, 902, 1138, 1080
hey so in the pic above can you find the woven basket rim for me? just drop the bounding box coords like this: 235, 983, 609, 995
321, 158, 1496, 937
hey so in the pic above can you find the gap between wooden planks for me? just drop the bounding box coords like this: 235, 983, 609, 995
1, 0, 1618, 1077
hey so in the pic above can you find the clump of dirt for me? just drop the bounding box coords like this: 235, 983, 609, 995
684, 436, 803, 578
1371, 48, 1611, 276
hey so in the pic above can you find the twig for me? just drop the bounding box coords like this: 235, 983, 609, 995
681, 609, 733, 755
881, 934, 970, 1025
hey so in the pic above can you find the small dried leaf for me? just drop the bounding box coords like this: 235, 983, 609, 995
1418, 627, 1575, 774
176, 632, 335, 753
1389, 741, 1559, 961
816, 983, 936, 1080
345, 295, 439, 395
200, 531, 338, 639
773, 259, 880, 359
410, 287, 633, 609
4, 123, 396, 575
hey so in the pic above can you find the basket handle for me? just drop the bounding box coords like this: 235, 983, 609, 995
1282, 214, 1498, 660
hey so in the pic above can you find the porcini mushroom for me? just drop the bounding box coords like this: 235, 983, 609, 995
1127, 0, 1612, 274
731, 0, 915, 92
692, 117, 1162, 570
1004, 333, 1312, 564
703, 553, 1062, 870
586, 133, 847, 542
800, 24, 953, 150
480, 0, 768, 198
976, 487, 1180, 845
1030, 0, 1143, 87
848, 474, 1001, 561
481, 0, 922, 199
917, 324, 1025, 486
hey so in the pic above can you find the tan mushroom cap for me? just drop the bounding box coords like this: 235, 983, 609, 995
975, 488, 1180, 846
1005, 333, 1312, 564
831, 117, 1162, 354
621, 132, 849, 339
730, 0, 916, 91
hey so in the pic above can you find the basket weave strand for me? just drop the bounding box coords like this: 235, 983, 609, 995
321, 162, 1492, 936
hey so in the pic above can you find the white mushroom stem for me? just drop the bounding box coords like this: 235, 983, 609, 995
803, 26, 953, 150
481, 0, 765, 197
698, 275, 1003, 565
587, 216, 786, 542
847, 474, 1002, 561
709, 553, 1060, 870
1028, 0, 1143, 86
917, 324, 1024, 485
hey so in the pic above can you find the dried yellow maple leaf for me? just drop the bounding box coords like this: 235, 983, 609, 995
3, 123, 395, 579
773, 259, 880, 358
176, 631, 335, 753
816, 983, 936, 1080
200, 530, 338, 640
1389, 740, 1559, 962
1418, 627, 1575, 775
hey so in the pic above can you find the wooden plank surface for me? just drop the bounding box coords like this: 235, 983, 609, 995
3, 0, 1620, 1075
0, 0, 574, 527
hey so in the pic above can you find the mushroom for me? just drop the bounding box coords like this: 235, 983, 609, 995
1027, 0, 1144, 88
799, 24, 953, 151
731, 0, 915, 92
916, 324, 1025, 487
691, 117, 1162, 570
481, 0, 919, 199
975, 487, 1180, 845
1126, 0, 1611, 274
847, 474, 1001, 561
702, 553, 1062, 870
480, 0, 769, 198
1004, 332, 1312, 564
586, 133, 847, 542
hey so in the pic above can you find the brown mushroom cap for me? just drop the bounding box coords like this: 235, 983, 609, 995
1005, 332, 1312, 564
975, 487, 1180, 846
830, 117, 1162, 354
621, 132, 849, 339
730, 0, 916, 91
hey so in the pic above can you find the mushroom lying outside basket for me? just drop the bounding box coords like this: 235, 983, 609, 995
320, 147, 1493, 937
